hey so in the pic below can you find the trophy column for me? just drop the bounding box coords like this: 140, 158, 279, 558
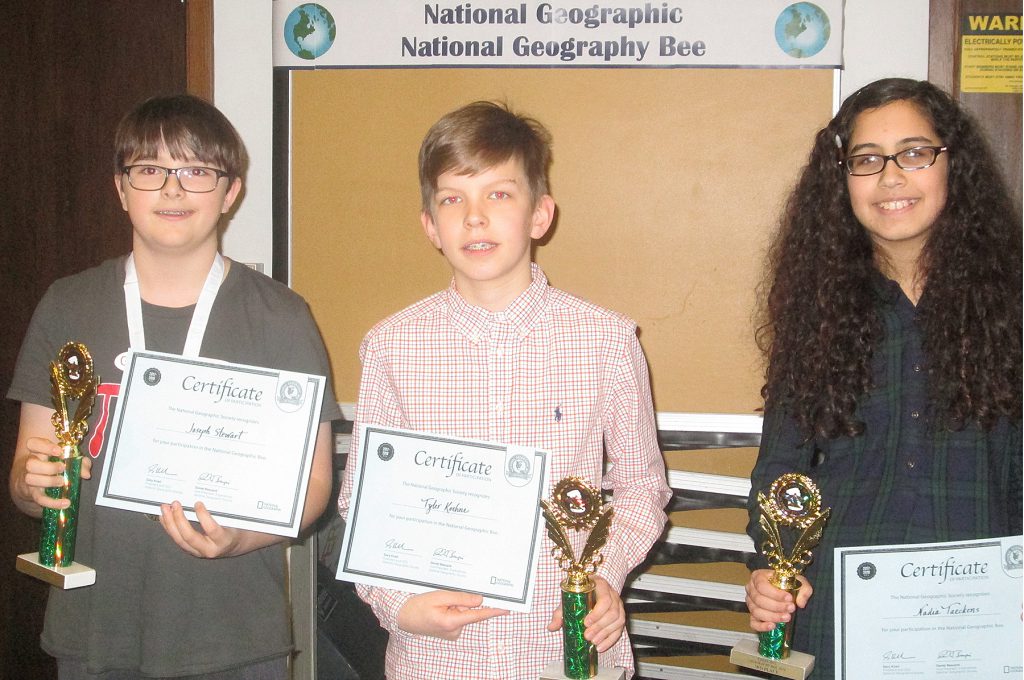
539, 478, 625, 680
560, 578, 597, 678
39, 447, 84, 567
16, 342, 98, 589
730, 473, 829, 680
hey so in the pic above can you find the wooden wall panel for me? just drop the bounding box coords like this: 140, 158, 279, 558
290, 68, 834, 414
0, 3, 195, 677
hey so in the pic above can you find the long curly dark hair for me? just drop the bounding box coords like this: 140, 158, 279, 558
758, 78, 1021, 440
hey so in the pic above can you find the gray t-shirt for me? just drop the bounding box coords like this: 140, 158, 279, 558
8, 256, 342, 676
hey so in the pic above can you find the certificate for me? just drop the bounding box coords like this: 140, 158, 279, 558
95, 350, 325, 537
337, 425, 549, 613
836, 536, 1023, 678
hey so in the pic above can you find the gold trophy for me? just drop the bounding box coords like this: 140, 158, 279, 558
731, 473, 830, 679
16, 342, 98, 589
539, 478, 624, 680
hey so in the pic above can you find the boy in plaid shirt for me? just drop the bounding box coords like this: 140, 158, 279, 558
339, 101, 670, 680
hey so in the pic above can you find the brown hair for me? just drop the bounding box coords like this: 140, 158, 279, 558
418, 101, 552, 213
113, 94, 248, 179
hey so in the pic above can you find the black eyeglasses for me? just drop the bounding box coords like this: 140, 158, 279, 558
840, 146, 948, 176
122, 165, 230, 193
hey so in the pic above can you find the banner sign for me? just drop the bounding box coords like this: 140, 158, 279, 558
273, 1, 844, 69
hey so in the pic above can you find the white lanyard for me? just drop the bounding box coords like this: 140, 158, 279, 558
123, 252, 224, 357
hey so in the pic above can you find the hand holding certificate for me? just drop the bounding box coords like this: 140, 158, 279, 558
337, 425, 549, 612
95, 350, 325, 537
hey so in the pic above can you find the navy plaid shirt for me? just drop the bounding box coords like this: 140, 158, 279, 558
747, 276, 1023, 677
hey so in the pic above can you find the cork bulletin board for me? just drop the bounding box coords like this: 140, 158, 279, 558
289, 67, 834, 413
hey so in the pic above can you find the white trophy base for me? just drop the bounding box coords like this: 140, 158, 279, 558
16, 552, 96, 589
539, 661, 625, 680
730, 638, 815, 679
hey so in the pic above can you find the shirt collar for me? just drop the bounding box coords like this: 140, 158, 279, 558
869, 267, 924, 326
870, 268, 903, 305
445, 263, 549, 343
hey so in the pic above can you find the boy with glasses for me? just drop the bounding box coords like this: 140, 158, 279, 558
8, 95, 341, 679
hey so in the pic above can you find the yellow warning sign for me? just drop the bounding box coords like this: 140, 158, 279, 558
960, 14, 1023, 94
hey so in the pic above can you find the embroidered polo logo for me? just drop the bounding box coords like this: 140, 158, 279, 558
554, 406, 562, 422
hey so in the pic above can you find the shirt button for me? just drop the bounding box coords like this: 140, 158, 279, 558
911, 410, 920, 419
906, 460, 916, 470
913, 364, 922, 372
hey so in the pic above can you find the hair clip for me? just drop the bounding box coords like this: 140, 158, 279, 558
834, 134, 843, 149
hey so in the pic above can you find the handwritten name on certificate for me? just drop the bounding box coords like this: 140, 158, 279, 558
95, 350, 325, 537
836, 536, 1023, 678
337, 425, 550, 612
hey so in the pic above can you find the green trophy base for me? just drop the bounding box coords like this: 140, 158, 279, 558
730, 638, 815, 679
539, 662, 625, 680
16, 552, 95, 590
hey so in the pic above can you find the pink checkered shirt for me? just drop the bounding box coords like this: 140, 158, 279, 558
339, 265, 670, 680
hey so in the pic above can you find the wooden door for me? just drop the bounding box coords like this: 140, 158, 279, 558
0, 3, 210, 677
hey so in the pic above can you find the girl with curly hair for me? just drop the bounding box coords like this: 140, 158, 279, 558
743, 78, 1021, 675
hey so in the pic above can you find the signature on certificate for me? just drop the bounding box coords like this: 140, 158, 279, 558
937, 649, 973, 660
432, 547, 465, 561
882, 650, 915, 661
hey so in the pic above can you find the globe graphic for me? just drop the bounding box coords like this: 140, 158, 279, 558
775, 3, 831, 58
283, 3, 337, 60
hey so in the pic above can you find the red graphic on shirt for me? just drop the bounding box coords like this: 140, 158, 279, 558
87, 382, 120, 458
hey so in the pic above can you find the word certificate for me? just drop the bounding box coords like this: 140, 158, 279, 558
836, 536, 1023, 678
96, 350, 325, 537
337, 425, 549, 613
